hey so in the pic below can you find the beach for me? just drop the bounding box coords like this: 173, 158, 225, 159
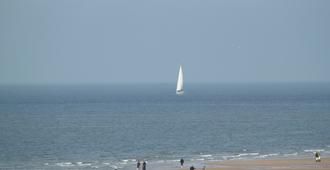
201, 158, 330, 170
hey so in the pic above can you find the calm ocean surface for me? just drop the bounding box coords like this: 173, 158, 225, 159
0, 83, 329, 169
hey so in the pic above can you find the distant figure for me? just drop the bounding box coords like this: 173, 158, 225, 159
180, 158, 184, 168
137, 160, 141, 170
190, 166, 195, 170
142, 161, 146, 170
315, 152, 321, 162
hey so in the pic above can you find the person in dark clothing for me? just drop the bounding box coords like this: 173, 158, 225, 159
142, 161, 146, 170
180, 158, 184, 168
137, 160, 141, 170
190, 166, 195, 170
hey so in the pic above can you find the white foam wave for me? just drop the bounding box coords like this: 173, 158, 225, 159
258, 153, 279, 158
56, 162, 74, 167
200, 154, 212, 157
284, 152, 298, 156
222, 155, 237, 160
269, 153, 279, 156
238, 153, 259, 157
222, 153, 259, 160
119, 159, 130, 165
76, 162, 92, 166
168, 159, 179, 162
304, 149, 325, 153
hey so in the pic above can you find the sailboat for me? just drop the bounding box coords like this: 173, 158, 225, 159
176, 65, 184, 95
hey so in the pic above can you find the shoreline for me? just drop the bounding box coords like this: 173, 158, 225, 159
1, 157, 330, 170
195, 158, 330, 170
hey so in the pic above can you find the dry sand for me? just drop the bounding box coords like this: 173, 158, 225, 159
195, 158, 330, 170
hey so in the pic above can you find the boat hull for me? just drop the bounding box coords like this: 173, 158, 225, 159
176, 90, 184, 95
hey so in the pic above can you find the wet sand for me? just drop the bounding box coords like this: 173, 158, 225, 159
194, 158, 330, 170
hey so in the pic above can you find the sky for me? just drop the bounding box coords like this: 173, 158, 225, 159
0, 0, 329, 85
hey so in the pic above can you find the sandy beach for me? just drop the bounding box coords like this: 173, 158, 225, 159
198, 158, 330, 170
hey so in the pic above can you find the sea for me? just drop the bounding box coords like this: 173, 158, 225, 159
0, 83, 329, 170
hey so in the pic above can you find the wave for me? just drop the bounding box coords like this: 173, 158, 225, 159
76, 162, 92, 166
195, 158, 205, 161
238, 153, 259, 157
222, 153, 259, 160
258, 153, 279, 158
304, 149, 325, 153
55, 162, 75, 167
283, 152, 298, 156
200, 154, 212, 157
119, 159, 138, 165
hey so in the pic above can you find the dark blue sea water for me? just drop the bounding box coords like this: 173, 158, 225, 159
0, 83, 329, 169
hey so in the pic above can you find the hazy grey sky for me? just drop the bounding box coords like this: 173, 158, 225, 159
1, 0, 329, 85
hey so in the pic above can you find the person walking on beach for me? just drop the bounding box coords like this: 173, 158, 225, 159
137, 160, 141, 170
180, 158, 184, 168
142, 161, 146, 170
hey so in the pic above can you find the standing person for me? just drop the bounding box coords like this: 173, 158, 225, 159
180, 158, 184, 168
137, 160, 141, 170
142, 161, 146, 170
315, 152, 321, 162
190, 166, 195, 170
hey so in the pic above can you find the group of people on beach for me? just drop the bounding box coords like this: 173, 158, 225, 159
136, 160, 147, 170
132, 152, 321, 170
136, 158, 203, 170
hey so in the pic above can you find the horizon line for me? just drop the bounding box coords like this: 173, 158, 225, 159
1, 81, 330, 86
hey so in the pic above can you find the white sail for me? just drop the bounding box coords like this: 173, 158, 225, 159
176, 65, 184, 95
